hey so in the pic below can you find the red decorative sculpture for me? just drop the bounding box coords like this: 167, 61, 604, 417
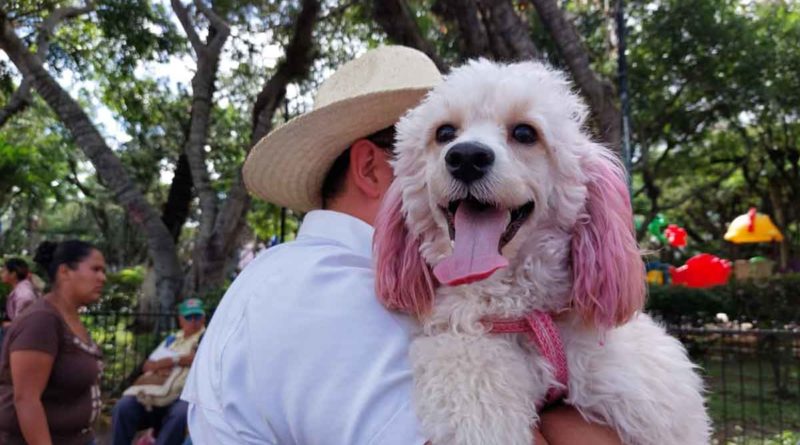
670, 253, 731, 288
664, 224, 688, 248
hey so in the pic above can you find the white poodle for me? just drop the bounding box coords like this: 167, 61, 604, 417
374, 59, 711, 445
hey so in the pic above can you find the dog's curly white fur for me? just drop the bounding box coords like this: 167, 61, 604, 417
374, 59, 711, 445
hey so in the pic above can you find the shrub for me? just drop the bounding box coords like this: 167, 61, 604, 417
92, 266, 145, 312
646, 273, 800, 327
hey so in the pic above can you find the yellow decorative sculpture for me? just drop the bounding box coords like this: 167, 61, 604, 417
647, 269, 664, 285
724, 208, 784, 244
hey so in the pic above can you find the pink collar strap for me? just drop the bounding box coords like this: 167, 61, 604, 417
482, 311, 568, 406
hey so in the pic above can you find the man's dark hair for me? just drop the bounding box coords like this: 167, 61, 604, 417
4, 258, 29, 281
321, 126, 396, 208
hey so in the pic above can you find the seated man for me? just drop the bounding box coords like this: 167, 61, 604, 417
112, 298, 206, 445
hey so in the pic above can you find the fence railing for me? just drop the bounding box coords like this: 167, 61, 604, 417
81, 311, 178, 397
668, 325, 800, 444
23, 312, 800, 442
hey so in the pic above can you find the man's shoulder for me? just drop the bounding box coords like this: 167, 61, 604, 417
207, 236, 375, 327
18, 279, 37, 293
237, 236, 371, 286
255, 235, 366, 262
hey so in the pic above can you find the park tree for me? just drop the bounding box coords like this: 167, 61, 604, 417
364, 0, 623, 148
626, 0, 799, 267
1, 0, 797, 312
0, 0, 320, 310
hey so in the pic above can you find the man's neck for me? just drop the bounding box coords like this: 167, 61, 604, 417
324, 199, 377, 227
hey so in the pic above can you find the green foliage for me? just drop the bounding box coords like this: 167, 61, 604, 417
82, 312, 173, 395
646, 274, 800, 326
89, 266, 145, 312
0, 116, 72, 207
193, 279, 231, 313
628, 0, 800, 257
246, 201, 299, 244
206, 105, 251, 192
3, 0, 798, 304
0, 281, 10, 311
94, 0, 184, 66
54, 1, 183, 78
0, 101, 79, 254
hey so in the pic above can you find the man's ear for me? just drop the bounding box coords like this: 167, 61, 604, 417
349, 139, 392, 198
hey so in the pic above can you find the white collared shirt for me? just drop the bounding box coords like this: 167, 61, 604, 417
182, 210, 425, 445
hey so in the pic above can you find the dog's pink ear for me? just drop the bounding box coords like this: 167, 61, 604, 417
571, 150, 645, 330
374, 182, 436, 319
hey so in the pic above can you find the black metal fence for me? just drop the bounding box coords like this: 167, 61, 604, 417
30, 312, 800, 443
668, 325, 800, 444
81, 311, 178, 397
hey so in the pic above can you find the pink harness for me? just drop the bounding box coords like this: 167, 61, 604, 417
481, 311, 568, 406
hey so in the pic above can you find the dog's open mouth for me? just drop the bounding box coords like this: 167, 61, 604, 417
442, 198, 535, 249
434, 197, 535, 286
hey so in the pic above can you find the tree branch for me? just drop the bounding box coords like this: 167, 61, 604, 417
66, 157, 95, 198
171, 0, 203, 52
0, 2, 93, 128
660, 164, 739, 211
432, 0, 490, 59
176, 0, 231, 244
480, 0, 540, 60
250, 0, 320, 144
370, 0, 447, 72
37, 1, 95, 57
0, 79, 32, 128
0, 6, 184, 311
527, 0, 620, 148
161, 153, 194, 242
184, 0, 321, 294
194, 0, 230, 52
320, 0, 358, 22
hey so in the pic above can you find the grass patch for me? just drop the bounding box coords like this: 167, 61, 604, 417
687, 338, 800, 444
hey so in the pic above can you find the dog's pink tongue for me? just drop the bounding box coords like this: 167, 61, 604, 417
433, 203, 509, 286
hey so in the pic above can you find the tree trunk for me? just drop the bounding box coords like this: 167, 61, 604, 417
527, 0, 621, 149
184, 53, 222, 241
428, 0, 540, 62
161, 153, 193, 241
432, 0, 492, 59
171, 0, 229, 250
479, 0, 540, 60
0, 3, 92, 128
0, 11, 184, 312
0, 79, 32, 128
768, 183, 789, 270
183, 0, 321, 297
171, 0, 231, 296
370, 0, 448, 72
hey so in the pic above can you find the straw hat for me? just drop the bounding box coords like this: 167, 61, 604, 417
243, 46, 442, 213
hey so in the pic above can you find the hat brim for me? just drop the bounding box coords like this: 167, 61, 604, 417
243, 87, 432, 213
180, 308, 205, 317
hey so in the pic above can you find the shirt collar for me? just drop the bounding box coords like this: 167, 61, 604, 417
297, 210, 375, 258
175, 327, 206, 341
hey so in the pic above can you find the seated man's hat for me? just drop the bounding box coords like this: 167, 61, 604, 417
178, 298, 205, 317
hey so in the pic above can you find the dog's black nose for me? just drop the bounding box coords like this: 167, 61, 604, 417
445, 142, 495, 183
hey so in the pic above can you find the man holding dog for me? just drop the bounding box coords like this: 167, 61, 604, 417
182, 45, 622, 444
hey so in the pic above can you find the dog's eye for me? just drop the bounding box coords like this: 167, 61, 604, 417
435, 124, 457, 144
512, 124, 538, 144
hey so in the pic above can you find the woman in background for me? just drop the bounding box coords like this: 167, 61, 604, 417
0, 240, 106, 445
